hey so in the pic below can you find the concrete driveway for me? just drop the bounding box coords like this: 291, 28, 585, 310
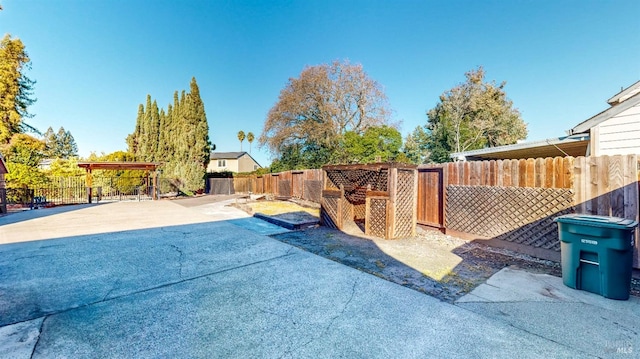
0, 197, 635, 357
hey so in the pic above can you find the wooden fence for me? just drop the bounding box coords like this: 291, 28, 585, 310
208, 169, 323, 203
419, 155, 640, 266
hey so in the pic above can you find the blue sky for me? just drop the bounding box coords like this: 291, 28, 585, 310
1, 0, 639, 167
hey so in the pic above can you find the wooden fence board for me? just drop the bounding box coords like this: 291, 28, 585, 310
544, 157, 554, 188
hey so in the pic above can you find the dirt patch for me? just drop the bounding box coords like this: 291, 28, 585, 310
273, 226, 566, 303
236, 199, 640, 303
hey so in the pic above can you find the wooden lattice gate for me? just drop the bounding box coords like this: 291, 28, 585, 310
321, 163, 417, 239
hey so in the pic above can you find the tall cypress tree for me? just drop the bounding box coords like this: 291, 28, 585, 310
126, 104, 144, 158
125, 78, 211, 193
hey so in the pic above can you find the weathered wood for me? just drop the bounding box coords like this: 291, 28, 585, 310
502, 160, 511, 187
518, 159, 527, 187
623, 155, 638, 220
609, 155, 625, 218
535, 158, 545, 188
463, 161, 471, 185
553, 157, 563, 188
597, 155, 611, 216
563, 157, 574, 190
573, 156, 586, 213
489, 160, 497, 186
543, 157, 554, 188
526, 159, 535, 187
495, 160, 503, 187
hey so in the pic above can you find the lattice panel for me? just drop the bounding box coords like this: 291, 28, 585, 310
342, 200, 353, 227
394, 169, 416, 237
325, 169, 389, 195
368, 198, 387, 238
353, 204, 366, 221
446, 186, 574, 251
321, 197, 339, 228
344, 187, 367, 204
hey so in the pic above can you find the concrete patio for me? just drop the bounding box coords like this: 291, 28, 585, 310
0, 197, 638, 357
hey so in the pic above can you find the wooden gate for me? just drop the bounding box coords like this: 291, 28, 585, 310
292, 171, 304, 198
417, 167, 445, 229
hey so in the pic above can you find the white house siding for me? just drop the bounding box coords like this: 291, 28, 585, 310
238, 154, 257, 173
207, 159, 239, 173
595, 103, 640, 156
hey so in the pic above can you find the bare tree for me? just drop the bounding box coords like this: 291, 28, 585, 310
260, 60, 392, 168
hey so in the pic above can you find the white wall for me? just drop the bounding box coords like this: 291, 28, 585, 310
594, 103, 640, 156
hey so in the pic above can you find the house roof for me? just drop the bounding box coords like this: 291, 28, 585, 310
210, 152, 246, 159
607, 80, 640, 105
210, 151, 262, 167
569, 91, 640, 135
450, 135, 590, 161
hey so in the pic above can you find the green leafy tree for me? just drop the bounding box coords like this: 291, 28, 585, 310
46, 157, 84, 177
260, 60, 392, 170
402, 126, 430, 164
340, 125, 402, 164
0, 34, 37, 144
1, 133, 47, 188
237, 130, 245, 151
424, 67, 527, 163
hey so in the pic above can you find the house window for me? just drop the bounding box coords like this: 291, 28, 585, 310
218, 160, 226, 167
254, 165, 258, 170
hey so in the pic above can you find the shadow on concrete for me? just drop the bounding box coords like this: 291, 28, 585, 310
0, 203, 105, 226
270, 225, 533, 303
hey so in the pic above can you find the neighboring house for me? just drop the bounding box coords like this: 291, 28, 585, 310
39, 158, 54, 171
451, 80, 640, 161
569, 80, 640, 156
207, 152, 261, 173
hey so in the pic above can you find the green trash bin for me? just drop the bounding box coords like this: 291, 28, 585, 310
554, 214, 637, 300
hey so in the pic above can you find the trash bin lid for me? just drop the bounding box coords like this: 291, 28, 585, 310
554, 214, 638, 229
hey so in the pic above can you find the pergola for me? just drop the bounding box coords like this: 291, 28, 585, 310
77, 162, 161, 202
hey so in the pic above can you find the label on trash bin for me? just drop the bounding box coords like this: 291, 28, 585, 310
581, 239, 598, 245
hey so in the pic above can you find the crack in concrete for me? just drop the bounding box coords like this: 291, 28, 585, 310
103, 277, 122, 301
169, 244, 185, 278
29, 315, 47, 359
280, 278, 359, 358
13, 255, 48, 262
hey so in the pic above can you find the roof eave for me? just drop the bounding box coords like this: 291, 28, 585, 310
570, 92, 640, 135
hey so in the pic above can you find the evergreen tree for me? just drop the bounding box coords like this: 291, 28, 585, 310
126, 104, 144, 157
42, 126, 77, 159
43, 126, 57, 157
0, 34, 37, 143
57, 127, 78, 158
125, 78, 211, 193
